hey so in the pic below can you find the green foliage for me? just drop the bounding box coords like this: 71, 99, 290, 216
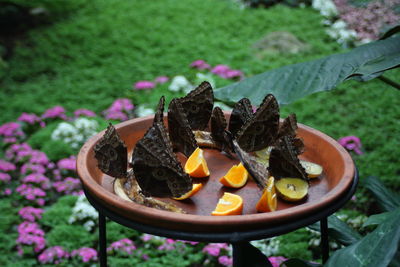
106, 220, 140, 243
46, 224, 96, 250
214, 36, 400, 105
41, 195, 77, 227
276, 229, 313, 260
363, 176, 400, 212
4, 0, 85, 15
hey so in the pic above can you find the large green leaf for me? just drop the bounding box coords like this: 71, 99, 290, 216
308, 215, 361, 246
282, 258, 321, 267
214, 36, 400, 105
325, 208, 400, 267
364, 176, 400, 212
362, 211, 392, 228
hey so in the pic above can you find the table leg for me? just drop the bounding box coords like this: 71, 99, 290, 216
99, 213, 107, 267
320, 217, 329, 263
232, 242, 272, 267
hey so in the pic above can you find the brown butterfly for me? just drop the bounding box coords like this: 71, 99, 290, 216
278, 113, 304, 155
167, 98, 198, 157
235, 94, 280, 153
228, 98, 253, 138
210, 107, 234, 157
94, 124, 128, 178
154, 96, 165, 125
131, 121, 193, 198
177, 81, 214, 131
268, 136, 308, 181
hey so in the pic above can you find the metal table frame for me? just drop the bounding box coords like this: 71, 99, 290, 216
84, 168, 358, 267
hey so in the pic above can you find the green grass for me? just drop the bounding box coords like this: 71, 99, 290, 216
1, 0, 340, 121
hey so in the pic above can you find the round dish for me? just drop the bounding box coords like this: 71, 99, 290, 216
77, 113, 355, 232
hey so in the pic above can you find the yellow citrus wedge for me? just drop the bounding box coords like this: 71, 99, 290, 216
211, 192, 243, 216
300, 160, 323, 178
256, 176, 277, 212
219, 163, 249, 188
275, 178, 309, 202
184, 147, 210, 178
255, 146, 273, 160
173, 183, 203, 200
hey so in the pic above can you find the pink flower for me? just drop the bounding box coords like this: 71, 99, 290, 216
0, 159, 16, 172
190, 60, 211, 70
42, 106, 68, 120
218, 255, 233, 266
18, 207, 44, 222
74, 108, 96, 118
202, 243, 229, 257
141, 234, 153, 242
224, 69, 244, 80
107, 239, 136, 254
20, 163, 46, 175
22, 173, 51, 189
0, 122, 24, 138
0, 172, 11, 182
38, 246, 69, 264
71, 247, 98, 263
155, 76, 169, 84
103, 98, 134, 121
57, 156, 77, 171
16, 184, 46, 201
18, 113, 41, 125
53, 177, 81, 194
3, 188, 12, 195
211, 65, 230, 76
16, 221, 46, 253
338, 135, 363, 155
134, 81, 156, 90
268, 256, 287, 267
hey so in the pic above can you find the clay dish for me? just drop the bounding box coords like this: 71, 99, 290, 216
77, 112, 355, 232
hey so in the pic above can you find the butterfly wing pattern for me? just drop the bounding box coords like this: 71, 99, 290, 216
167, 98, 198, 157
210, 107, 233, 157
235, 94, 280, 152
178, 81, 214, 131
154, 96, 165, 125
94, 124, 128, 178
268, 136, 308, 181
228, 98, 253, 138
132, 122, 192, 198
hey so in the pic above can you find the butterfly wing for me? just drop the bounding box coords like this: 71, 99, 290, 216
277, 113, 304, 155
228, 98, 253, 137
210, 107, 233, 157
154, 96, 165, 125
236, 94, 280, 152
167, 98, 198, 157
178, 81, 214, 130
94, 124, 128, 178
132, 122, 192, 198
268, 136, 308, 180
232, 140, 268, 189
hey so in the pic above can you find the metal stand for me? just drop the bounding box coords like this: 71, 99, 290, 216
85, 169, 358, 267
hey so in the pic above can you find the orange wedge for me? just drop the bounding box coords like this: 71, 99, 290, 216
219, 163, 249, 188
256, 177, 277, 212
173, 183, 203, 200
184, 147, 210, 178
211, 192, 243, 216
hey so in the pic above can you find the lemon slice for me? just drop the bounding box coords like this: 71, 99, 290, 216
275, 178, 308, 202
300, 160, 323, 178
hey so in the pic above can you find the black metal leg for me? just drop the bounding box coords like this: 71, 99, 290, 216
320, 217, 329, 263
232, 242, 272, 267
99, 213, 107, 267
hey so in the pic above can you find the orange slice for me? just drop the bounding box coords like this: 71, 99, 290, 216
256, 177, 277, 212
173, 183, 203, 200
211, 192, 243, 216
219, 163, 249, 188
184, 147, 210, 178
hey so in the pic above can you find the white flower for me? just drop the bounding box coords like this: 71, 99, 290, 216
168, 75, 193, 93
69, 195, 98, 231
135, 105, 155, 117
312, 0, 338, 18
195, 73, 216, 90
51, 118, 98, 149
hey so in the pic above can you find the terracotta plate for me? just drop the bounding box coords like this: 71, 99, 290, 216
77, 113, 355, 232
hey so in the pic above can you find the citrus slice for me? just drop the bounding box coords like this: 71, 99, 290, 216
173, 183, 203, 200
211, 192, 243, 216
219, 163, 249, 188
275, 178, 309, 202
300, 160, 323, 178
255, 146, 273, 160
256, 177, 277, 212
184, 147, 210, 178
